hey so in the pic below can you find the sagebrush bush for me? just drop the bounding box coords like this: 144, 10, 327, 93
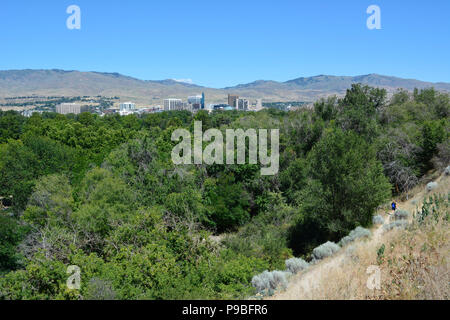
345, 244, 360, 263
383, 220, 408, 231
426, 182, 438, 192
445, 166, 450, 176
285, 258, 309, 274
394, 209, 409, 220
311, 241, 340, 261
372, 215, 384, 225
338, 226, 372, 246
251, 270, 291, 294
251, 271, 271, 293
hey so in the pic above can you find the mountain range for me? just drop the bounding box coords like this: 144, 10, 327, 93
1, 69, 449, 104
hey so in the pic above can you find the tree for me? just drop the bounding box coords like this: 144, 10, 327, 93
314, 96, 338, 122
419, 120, 447, 173
376, 129, 421, 194
0, 140, 39, 210
0, 111, 25, 144
0, 215, 26, 272
73, 168, 138, 248
336, 84, 386, 141
289, 128, 391, 255
204, 174, 251, 232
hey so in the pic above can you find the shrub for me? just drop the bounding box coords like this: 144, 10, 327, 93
270, 271, 291, 290
394, 209, 409, 220
426, 182, 438, 192
372, 215, 384, 225
285, 258, 309, 274
345, 244, 359, 262
84, 278, 117, 300
377, 244, 385, 264
311, 241, 340, 261
416, 194, 447, 223
338, 227, 371, 246
251, 270, 291, 294
383, 220, 408, 231
445, 166, 450, 176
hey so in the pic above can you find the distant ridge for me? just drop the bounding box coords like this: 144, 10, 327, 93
0, 69, 449, 104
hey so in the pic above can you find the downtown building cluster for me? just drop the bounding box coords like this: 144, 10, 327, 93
46, 92, 263, 117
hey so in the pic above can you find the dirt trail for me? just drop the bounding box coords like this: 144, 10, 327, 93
268, 174, 447, 300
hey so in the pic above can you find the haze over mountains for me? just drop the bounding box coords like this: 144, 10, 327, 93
1, 69, 449, 104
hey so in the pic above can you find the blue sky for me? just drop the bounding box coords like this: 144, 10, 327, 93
0, 0, 449, 88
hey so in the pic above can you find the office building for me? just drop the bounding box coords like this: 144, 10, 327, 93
237, 98, 250, 111
228, 94, 239, 109
249, 99, 263, 111
188, 93, 206, 111
188, 95, 202, 106
164, 99, 183, 111
120, 102, 136, 112
255, 99, 263, 110
56, 103, 88, 115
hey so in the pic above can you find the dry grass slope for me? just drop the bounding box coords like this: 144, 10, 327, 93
268, 172, 449, 300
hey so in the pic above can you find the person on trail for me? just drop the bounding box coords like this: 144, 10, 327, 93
391, 201, 397, 212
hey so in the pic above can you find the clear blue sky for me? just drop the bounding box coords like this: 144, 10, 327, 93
0, 0, 449, 88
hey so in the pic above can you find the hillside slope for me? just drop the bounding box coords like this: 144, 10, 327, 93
1, 70, 449, 103
267, 172, 449, 300
0, 70, 224, 104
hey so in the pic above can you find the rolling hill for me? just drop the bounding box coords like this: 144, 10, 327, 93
0, 69, 449, 104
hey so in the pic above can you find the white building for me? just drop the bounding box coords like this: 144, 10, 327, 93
249, 99, 263, 111
120, 102, 136, 111
56, 103, 87, 115
21, 109, 43, 117
164, 99, 183, 111
255, 99, 263, 110
119, 102, 136, 115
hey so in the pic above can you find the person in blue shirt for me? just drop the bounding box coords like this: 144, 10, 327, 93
391, 201, 397, 212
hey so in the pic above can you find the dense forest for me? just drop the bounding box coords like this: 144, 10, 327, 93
0, 84, 448, 299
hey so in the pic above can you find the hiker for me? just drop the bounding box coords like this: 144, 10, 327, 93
391, 201, 397, 212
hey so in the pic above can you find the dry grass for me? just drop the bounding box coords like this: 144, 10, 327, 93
269, 172, 449, 300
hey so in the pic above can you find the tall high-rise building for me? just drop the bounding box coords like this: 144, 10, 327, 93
237, 98, 250, 111
187, 94, 206, 111
188, 95, 202, 105
164, 99, 183, 111
228, 94, 239, 109
187, 95, 201, 110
